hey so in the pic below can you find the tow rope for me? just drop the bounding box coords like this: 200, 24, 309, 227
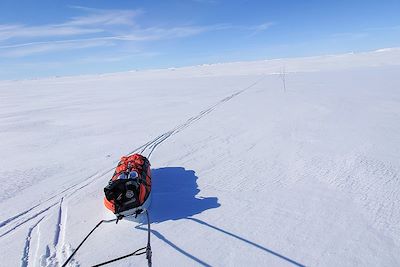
61, 210, 152, 267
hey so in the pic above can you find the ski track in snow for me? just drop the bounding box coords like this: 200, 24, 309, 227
0, 76, 265, 265
0, 164, 120, 240
0, 203, 58, 238
53, 198, 63, 248
58, 198, 69, 263
142, 76, 265, 159
34, 219, 44, 267
43, 198, 67, 267
21, 216, 46, 267
0, 182, 82, 231
0, 202, 42, 228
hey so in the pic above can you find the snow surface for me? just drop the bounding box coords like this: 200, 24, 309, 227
1, 48, 400, 267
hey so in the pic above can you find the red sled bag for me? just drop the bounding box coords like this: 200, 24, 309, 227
104, 154, 151, 217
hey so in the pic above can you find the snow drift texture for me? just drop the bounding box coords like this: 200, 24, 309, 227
0, 48, 400, 267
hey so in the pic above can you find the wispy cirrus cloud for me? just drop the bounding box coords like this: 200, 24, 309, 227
245, 22, 275, 36
0, 7, 141, 42
250, 22, 275, 32
0, 24, 103, 41
0, 7, 223, 57
0, 6, 274, 58
1, 38, 115, 57
66, 6, 141, 26
0, 24, 228, 57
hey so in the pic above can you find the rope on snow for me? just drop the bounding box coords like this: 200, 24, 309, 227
61, 210, 152, 267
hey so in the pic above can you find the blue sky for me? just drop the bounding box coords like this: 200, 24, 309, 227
0, 0, 399, 80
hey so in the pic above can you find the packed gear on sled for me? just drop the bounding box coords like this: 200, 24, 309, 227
62, 153, 153, 267
104, 154, 152, 217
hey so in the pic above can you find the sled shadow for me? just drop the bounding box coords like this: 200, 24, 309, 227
149, 167, 220, 223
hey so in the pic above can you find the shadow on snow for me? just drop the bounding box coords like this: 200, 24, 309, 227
134, 167, 304, 267
149, 167, 220, 223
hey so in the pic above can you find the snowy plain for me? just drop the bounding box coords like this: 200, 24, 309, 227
0, 48, 400, 266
